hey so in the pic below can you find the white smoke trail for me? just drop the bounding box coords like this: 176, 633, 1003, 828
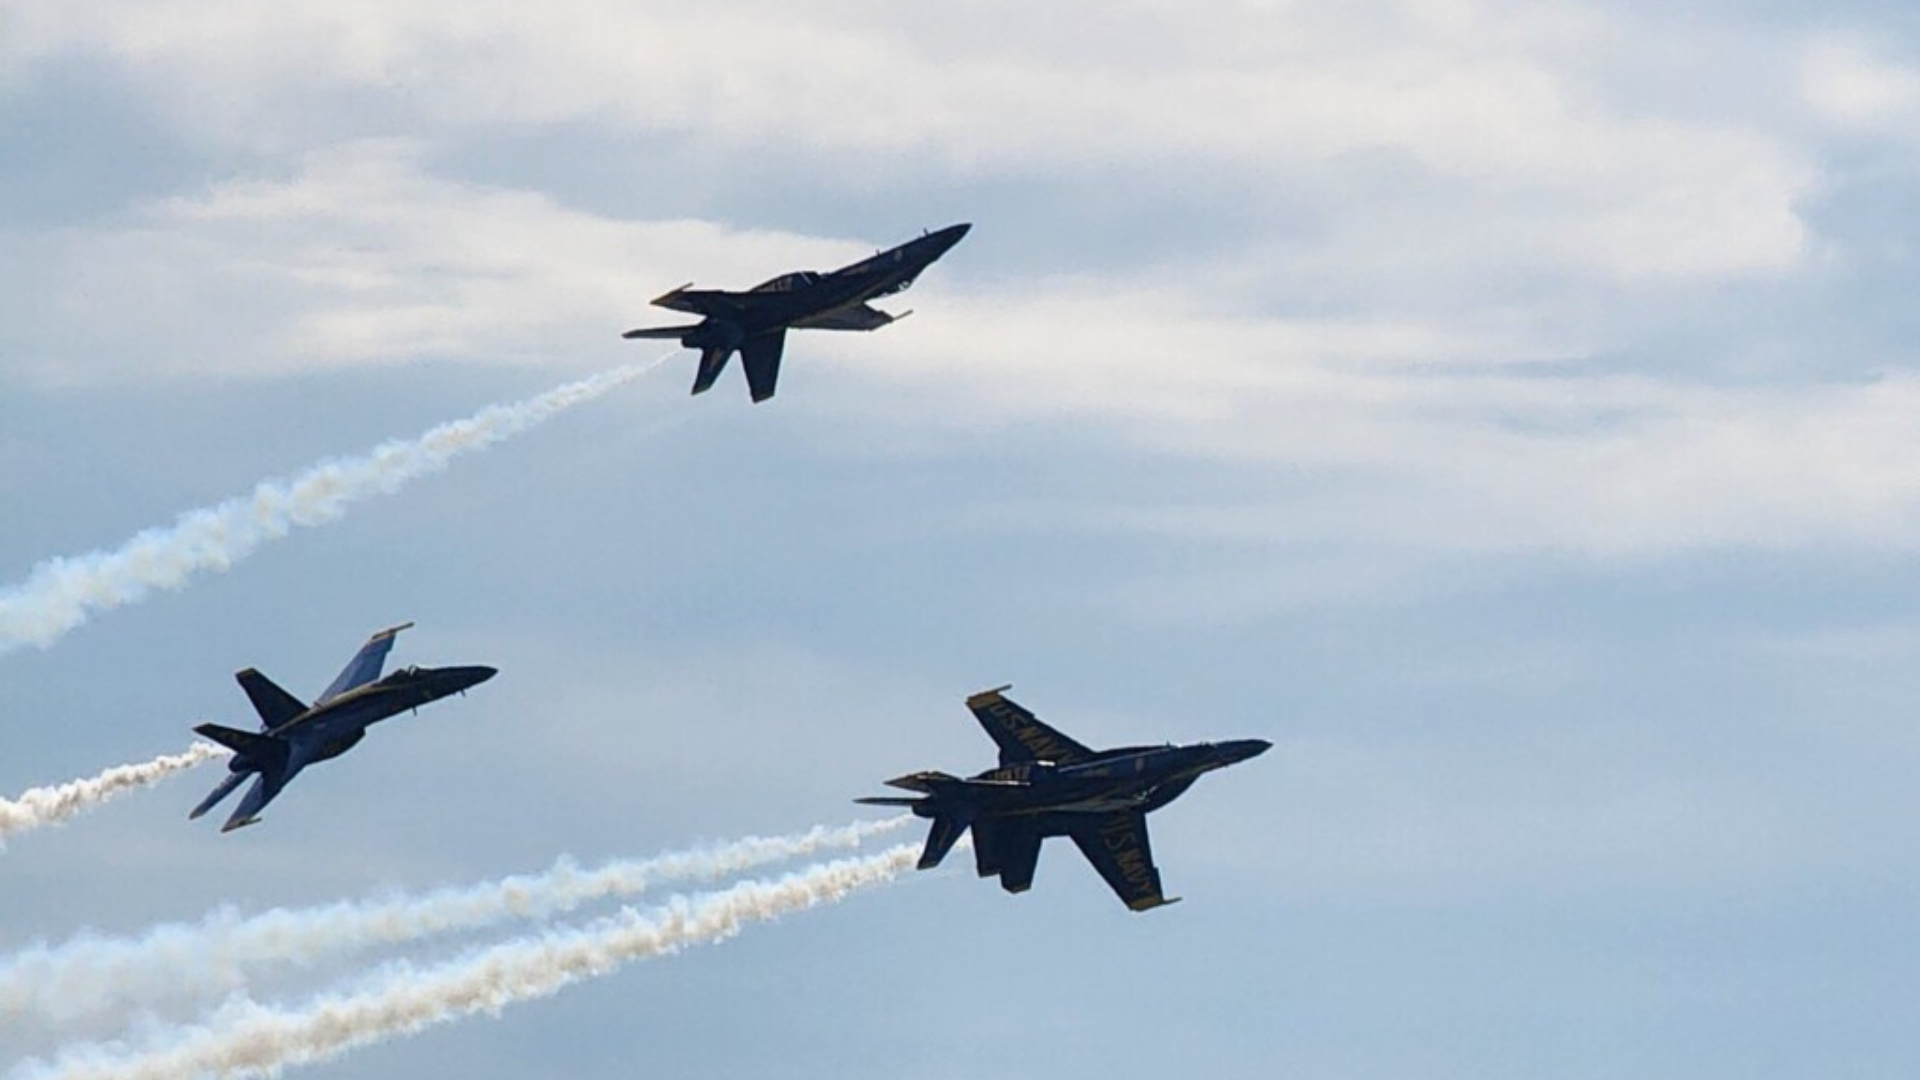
0, 743, 225, 844
0, 362, 656, 655
1, 816, 911, 1021
11, 844, 921, 1080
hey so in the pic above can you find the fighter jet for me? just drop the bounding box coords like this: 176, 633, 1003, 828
622, 223, 971, 403
858, 686, 1270, 911
189, 623, 495, 833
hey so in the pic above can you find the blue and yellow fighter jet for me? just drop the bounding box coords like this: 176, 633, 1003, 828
859, 686, 1270, 911
189, 623, 495, 832
622, 223, 970, 402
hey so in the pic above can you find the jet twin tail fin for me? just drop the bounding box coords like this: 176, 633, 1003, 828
741, 331, 786, 403
318, 623, 412, 702
691, 347, 732, 395
971, 819, 1042, 893
918, 812, 972, 870
188, 772, 248, 821
235, 669, 307, 729
192, 725, 297, 833
882, 770, 960, 793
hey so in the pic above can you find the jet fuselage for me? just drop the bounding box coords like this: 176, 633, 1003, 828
861, 687, 1268, 910
660, 224, 971, 336
626, 223, 970, 402
233, 665, 497, 771
192, 625, 494, 832
890, 739, 1271, 820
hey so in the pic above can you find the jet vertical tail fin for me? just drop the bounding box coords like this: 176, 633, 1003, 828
918, 812, 971, 870
235, 669, 307, 729
188, 772, 249, 821
222, 771, 288, 832
740, 330, 786, 403
996, 826, 1042, 893
691, 347, 733, 395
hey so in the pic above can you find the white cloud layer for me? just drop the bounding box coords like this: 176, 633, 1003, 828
5, 0, 1815, 283
1800, 36, 1920, 133
5, 145, 1918, 560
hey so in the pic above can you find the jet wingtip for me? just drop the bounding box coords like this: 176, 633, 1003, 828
965, 684, 1014, 706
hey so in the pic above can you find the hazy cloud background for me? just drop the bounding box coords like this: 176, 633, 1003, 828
5, 0, 1920, 1076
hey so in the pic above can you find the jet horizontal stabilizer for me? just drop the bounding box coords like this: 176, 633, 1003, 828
194, 723, 290, 775
621, 324, 702, 340
853, 796, 923, 807
884, 770, 958, 793
652, 288, 739, 316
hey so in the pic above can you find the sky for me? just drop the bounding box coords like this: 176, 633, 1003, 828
4, 0, 1920, 1075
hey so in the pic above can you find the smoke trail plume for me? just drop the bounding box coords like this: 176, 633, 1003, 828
0, 363, 653, 655
0, 743, 225, 844
12, 845, 920, 1080
1, 817, 910, 1021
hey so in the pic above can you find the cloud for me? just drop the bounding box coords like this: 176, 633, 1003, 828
7, 0, 1813, 283
6, 145, 1919, 560
1800, 36, 1920, 134
0, 141, 869, 381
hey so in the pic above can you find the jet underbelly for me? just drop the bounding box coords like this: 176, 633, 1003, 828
1000, 783, 1152, 816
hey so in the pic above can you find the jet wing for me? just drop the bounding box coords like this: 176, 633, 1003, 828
318, 622, 414, 702
741, 330, 786, 403
1069, 812, 1178, 912
789, 303, 898, 332
965, 686, 1096, 767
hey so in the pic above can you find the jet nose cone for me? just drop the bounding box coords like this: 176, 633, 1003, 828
444, 665, 497, 693
1225, 739, 1272, 764
925, 223, 971, 253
